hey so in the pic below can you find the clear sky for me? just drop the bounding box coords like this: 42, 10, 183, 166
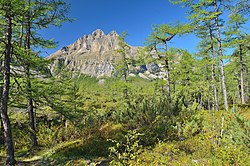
38, 0, 248, 57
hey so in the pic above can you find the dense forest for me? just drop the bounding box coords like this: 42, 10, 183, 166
0, 0, 249, 165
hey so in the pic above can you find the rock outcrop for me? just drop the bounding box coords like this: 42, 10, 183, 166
47, 29, 137, 77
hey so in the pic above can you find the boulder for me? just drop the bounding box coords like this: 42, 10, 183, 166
146, 63, 160, 73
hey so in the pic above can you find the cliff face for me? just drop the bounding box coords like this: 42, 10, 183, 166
48, 29, 138, 77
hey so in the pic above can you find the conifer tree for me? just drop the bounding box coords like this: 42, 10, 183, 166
0, 0, 24, 164
0, 0, 71, 162
15, 0, 71, 147
170, 0, 230, 110
195, 20, 219, 111
146, 23, 189, 100
115, 32, 131, 103
224, 12, 248, 104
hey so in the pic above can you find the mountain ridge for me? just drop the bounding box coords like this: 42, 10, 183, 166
47, 29, 138, 77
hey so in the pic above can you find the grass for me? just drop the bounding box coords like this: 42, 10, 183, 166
0, 137, 111, 165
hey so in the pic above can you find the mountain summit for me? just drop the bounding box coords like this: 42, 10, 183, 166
48, 29, 137, 77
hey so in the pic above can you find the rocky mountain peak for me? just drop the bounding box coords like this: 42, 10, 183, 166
91, 29, 105, 39
47, 29, 137, 77
107, 30, 119, 37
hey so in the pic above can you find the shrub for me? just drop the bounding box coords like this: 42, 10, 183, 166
108, 129, 144, 165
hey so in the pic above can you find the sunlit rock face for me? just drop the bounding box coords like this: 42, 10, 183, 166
47, 29, 138, 77
47, 29, 167, 80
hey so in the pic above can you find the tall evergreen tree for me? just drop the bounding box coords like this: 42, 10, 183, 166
115, 32, 132, 103
0, 0, 71, 162
224, 12, 248, 104
171, 0, 231, 110
0, 0, 24, 164
213, 0, 229, 110
195, 20, 219, 111
15, 0, 71, 147
146, 23, 189, 100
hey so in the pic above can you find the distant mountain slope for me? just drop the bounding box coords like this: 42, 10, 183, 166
47, 29, 138, 77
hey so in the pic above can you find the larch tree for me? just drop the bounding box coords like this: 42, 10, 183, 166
146, 23, 189, 101
115, 32, 131, 102
14, 0, 71, 147
224, 12, 249, 104
213, 0, 229, 110
0, 0, 71, 162
0, 0, 25, 164
195, 20, 219, 111
170, 0, 230, 110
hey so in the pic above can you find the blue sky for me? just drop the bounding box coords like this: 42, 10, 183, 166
38, 0, 248, 57
39, 0, 198, 57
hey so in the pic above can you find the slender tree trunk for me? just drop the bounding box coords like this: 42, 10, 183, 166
213, 1, 227, 148
212, 63, 219, 111
26, 70, 38, 147
239, 44, 245, 104
0, 12, 16, 165
122, 51, 129, 100
163, 42, 171, 100
152, 75, 159, 110
24, 0, 38, 147
0, 120, 4, 145
246, 71, 249, 102
214, 0, 228, 110
19, 15, 24, 46
0, 86, 4, 145
235, 73, 241, 103
207, 81, 211, 111
28, 98, 38, 147
209, 24, 219, 111
208, 23, 218, 150
205, 51, 211, 110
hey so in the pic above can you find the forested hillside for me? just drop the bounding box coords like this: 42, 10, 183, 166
0, 0, 249, 165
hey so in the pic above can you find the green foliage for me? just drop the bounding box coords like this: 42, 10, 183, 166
0, 0, 249, 165
113, 32, 131, 79
4, 64, 250, 165
109, 129, 144, 166
211, 111, 250, 165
